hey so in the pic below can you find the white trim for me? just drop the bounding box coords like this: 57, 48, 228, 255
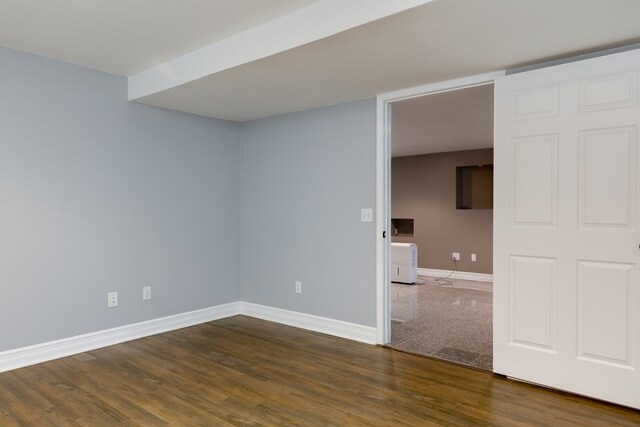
0, 301, 379, 373
241, 302, 377, 344
416, 268, 493, 283
375, 71, 505, 346
375, 95, 391, 344
376, 71, 505, 105
0, 302, 242, 374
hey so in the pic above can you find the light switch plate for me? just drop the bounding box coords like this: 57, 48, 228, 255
361, 208, 373, 222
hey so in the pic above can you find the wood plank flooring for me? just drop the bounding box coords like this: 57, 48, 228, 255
0, 315, 638, 426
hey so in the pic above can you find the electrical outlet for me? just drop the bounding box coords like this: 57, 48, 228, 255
452, 252, 460, 261
295, 281, 302, 294
143, 286, 151, 300
107, 291, 118, 308
471, 254, 477, 262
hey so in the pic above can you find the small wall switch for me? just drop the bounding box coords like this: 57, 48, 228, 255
295, 281, 302, 294
360, 208, 373, 222
107, 291, 118, 308
452, 252, 460, 261
471, 254, 477, 262
143, 286, 151, 300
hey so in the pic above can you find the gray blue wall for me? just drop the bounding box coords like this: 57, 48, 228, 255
0, 47, 241, 351
0, 46, 379, 353
240, 99, 377, 327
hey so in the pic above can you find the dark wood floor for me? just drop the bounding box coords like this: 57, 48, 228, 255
0, 316, 638, 426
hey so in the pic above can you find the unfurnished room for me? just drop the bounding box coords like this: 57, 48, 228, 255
1, 0, 640, 425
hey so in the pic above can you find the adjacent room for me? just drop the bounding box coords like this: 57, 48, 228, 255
387, 84, 494, 371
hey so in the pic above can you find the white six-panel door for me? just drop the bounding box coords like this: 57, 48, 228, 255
494, 49, 640, 409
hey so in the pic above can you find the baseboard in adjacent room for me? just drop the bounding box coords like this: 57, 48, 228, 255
241, 302, 377, 345
417, 268, 493, 283
0, 301, 242, 374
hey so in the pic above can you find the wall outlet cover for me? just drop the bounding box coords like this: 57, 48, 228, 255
107, 291, 118, 308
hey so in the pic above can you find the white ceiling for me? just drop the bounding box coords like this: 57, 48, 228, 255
0, 0, 319, 75
391, 84, 494, 157
1, 0, 640, 122
132, 0, 640, 121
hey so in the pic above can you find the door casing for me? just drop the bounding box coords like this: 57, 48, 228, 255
375, 71, 504, 344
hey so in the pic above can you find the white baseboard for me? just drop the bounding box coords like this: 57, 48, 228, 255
241, 302, 377, 345
0, 301, 378, 373
0, 301, 242, 374
417, 267, 493, 283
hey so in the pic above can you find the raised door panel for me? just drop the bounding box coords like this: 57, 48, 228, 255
580, 72, 638, 112
509, 256, 556, 351
579, 126, 637, 229
512, 85, 559, 120
578, 261, 634, 367
511, 135, 558, 227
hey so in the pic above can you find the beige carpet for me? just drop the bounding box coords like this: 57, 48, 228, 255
389, 276, 493, 371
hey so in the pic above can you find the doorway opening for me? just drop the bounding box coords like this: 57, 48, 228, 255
378, 77, 497, 371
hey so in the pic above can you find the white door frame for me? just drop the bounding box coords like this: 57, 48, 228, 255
375, 71, 505, 344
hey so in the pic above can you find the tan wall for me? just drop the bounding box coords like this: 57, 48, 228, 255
391, 148, 493, 274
